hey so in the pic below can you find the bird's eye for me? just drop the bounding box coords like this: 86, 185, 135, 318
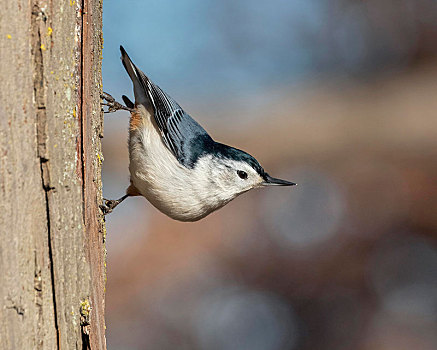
237, 170, 248, 180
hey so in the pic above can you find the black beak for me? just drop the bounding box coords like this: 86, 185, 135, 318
262, 173, 296, 186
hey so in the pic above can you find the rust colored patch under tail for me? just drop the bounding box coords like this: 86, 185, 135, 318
126, 183, 141, 197
129, 109, 144, 131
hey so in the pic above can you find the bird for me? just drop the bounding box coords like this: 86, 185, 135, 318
101, 45, 296, 222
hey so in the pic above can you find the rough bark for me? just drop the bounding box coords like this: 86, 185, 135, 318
0, 1, 105, 349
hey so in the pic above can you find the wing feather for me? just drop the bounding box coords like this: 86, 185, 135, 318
120, 46, 213, 167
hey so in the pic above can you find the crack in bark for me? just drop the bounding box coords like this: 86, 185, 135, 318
40, 162, 59, 350
80, 0, 86, 220
31, 4, 60, 349
79, 2, 92, 348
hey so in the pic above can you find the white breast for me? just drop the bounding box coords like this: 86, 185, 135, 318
128, 105, 235, 221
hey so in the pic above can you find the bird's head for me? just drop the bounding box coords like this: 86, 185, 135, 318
201, 144, 295, 202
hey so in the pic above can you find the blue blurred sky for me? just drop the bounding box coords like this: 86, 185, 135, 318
102, 0, 330, 103
103, 0, 420, 106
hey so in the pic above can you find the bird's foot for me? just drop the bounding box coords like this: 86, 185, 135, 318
100, 194, 129, 215
100, 199, 119, 215
101, 92, 134, 113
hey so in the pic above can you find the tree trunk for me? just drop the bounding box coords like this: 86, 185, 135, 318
0, 1, 106, 349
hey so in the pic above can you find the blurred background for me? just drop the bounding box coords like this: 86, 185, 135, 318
102, 1, 437, 349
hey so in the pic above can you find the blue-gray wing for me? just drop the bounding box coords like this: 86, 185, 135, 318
120, 46, 213, 167
142, 75, 212, 167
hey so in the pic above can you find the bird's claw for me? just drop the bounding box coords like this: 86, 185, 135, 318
100, 198, 119, 215
101, 92, 133, 113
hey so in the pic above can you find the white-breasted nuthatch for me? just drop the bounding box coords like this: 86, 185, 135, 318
101, 46, 296, 221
